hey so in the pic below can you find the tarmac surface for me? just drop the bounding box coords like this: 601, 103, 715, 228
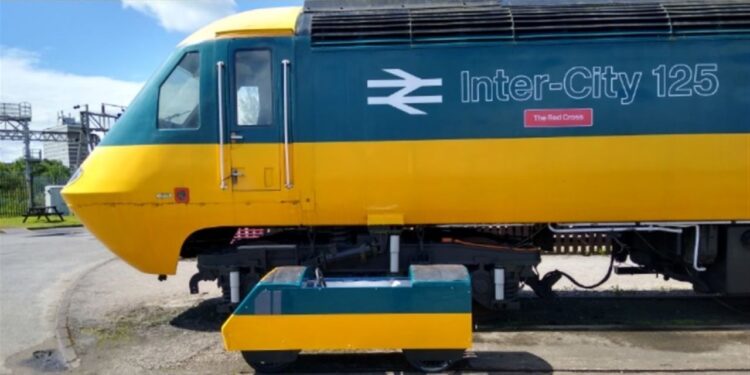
0, 228, 112, 375
1, 227, 749, 374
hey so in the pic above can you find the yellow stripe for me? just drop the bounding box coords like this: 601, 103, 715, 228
221, 313, 472, 351
179, 7, 301, 46
63, 134, 750, 274
307, 133, 749, 224
215, 29, 294, 39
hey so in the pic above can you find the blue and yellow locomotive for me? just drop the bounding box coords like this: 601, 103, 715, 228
64, 0, 750, 329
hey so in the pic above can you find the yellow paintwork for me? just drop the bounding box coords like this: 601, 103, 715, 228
221, 313, 472, 350
179, 7, 302, 47
62, 134, 750, 274
368, 213, 405, 226
231, 142, 282, 191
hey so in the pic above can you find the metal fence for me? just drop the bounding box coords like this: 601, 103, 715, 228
0, 176, 68, 217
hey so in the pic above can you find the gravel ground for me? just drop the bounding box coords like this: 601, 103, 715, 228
528, 254, 694, 295
37, 257, 750, 373
5, 250, 749, 374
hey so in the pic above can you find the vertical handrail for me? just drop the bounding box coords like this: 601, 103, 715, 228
692, 225, 706, 272
282, 59, 293, 189
217, 61, 227, 190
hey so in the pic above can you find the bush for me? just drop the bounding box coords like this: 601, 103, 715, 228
0, 159, 70, 216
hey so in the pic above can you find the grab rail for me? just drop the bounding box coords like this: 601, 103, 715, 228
282, 59, 293, 189
217, 61, 227, 190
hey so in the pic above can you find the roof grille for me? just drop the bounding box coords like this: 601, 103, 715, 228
665, 1, 750, 34
305, 1, 750, 45
510, 3, 671, 39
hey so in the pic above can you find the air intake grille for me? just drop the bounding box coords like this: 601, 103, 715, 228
510, 3, 672, 38
665, 1, 750, 34
306, 1, 750, 45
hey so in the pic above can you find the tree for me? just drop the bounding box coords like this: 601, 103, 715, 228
0, 161, 25, 192
0, 158, 72, 215
36, 159, 71, 182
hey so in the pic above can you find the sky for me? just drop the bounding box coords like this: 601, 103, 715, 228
0, 0, 302, 162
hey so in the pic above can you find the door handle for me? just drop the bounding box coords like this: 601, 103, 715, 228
231, 168, 243, 185
230, 132, 243, 141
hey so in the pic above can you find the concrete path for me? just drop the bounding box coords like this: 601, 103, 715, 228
0, 228, 112, 374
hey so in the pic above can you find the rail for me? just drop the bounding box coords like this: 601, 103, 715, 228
282, 59, 293, 189
216, 61, 227, 190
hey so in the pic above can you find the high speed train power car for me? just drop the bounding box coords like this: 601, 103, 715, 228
63, 0, 750, 314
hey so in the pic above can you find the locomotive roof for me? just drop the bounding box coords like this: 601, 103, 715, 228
179, 0, 750, 47
179, 6, 302, 46
301, 0, 750, 45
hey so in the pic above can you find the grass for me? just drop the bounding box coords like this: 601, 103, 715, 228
0, 215, 82, 229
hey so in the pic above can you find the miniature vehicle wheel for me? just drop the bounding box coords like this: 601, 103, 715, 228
241, 350, 299, 373
403, 349, 464, 373
406, 357, 452, 373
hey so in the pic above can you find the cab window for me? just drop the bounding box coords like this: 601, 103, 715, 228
158, 52, 200, 129
235, 50, 272, 126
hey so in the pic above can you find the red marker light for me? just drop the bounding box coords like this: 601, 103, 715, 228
174, 187, 190, 204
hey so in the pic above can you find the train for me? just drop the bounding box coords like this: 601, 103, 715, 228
63, 0, 750, 319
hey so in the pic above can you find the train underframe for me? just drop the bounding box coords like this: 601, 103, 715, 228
183, 224, 750, 312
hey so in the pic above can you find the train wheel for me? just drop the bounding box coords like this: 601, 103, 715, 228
403, 349, 464, 373
241, 350, 298, 373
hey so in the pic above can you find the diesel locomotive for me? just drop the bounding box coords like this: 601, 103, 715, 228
63, 0, 750, 312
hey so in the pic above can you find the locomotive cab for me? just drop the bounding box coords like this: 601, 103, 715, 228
62, 7, 302, 274
221, 38, 293, 192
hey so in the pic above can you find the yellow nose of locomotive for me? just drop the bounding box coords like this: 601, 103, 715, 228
61, 146, 192, 275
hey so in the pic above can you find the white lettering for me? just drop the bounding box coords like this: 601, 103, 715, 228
457, 63, 718, 107
564, 67, 592, 100
618, 71, 642, 105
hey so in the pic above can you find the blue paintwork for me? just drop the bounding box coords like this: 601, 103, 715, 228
102, 37, 294, 146
101, 33, 750, 146
232, 265, 472, 315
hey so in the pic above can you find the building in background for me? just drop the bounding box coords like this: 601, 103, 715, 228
42, 114, 87, 168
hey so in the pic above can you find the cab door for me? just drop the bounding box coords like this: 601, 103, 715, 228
226, 39, 291, 191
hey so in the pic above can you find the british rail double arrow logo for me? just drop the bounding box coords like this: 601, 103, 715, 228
367, 69, 443, 115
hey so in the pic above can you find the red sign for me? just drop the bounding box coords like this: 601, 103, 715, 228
524, 108, 593, 128
174, 187, 190, 204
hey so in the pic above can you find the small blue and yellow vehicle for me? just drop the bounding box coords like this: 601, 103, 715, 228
222, 264, 472, 372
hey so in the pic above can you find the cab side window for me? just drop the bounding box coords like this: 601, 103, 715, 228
235, 50, 272, 126
158, 52, 200, 130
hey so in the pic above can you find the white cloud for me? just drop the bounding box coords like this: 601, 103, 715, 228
0, 47, 143, 162
122, 0, 237, 33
